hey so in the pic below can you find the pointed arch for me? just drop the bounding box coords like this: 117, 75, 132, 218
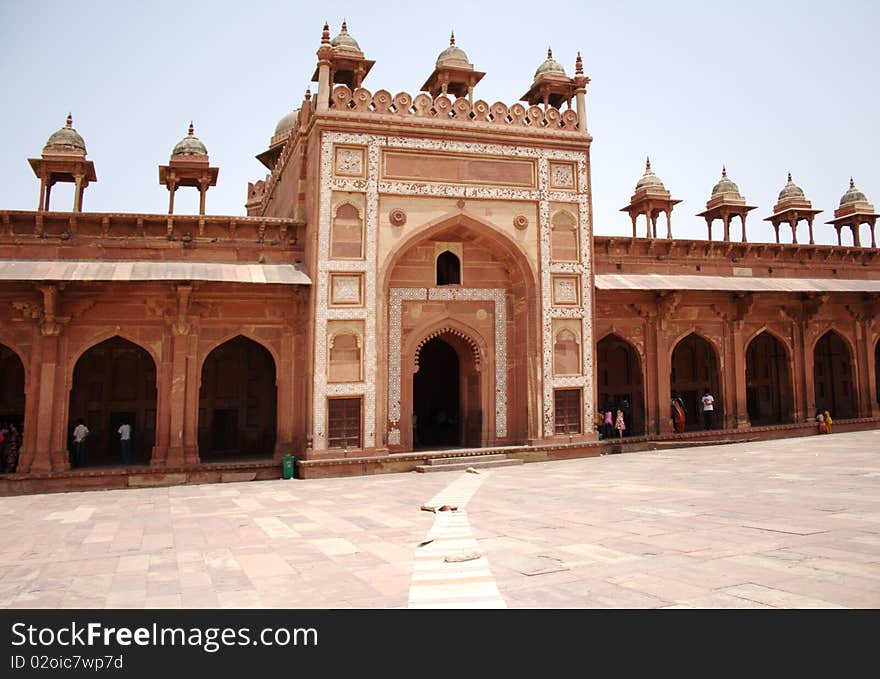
596, 332, 645, 436
199, 335, 277, 460
0, 343, 26, 438
67, 336, 158, 467
670, 331, 722, 431
813, 328, 857, 419
746, 330, 794, 425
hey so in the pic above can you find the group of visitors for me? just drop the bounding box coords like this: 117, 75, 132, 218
69, 418, 134, 468
0, 422, 22, 473
816, 409, 834, 435
670, 390, 716, 433
597, 397, 630, 440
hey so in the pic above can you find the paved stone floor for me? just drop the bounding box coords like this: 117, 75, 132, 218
1, 431, 878, 609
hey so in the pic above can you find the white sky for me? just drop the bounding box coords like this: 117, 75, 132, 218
1, 0, 878, 244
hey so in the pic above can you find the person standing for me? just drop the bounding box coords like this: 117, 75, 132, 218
671, 393, 686, 433
72, 418, 89, 468
4, 424, 20, 473
620, 397, 630, 437
823, 410, 833, 434
615, 408, 626, 439
701, 390, 715, 430
118, 421, 132, 465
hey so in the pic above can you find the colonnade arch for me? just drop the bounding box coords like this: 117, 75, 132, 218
813, 330, 856, 419
67, 336, 157, 467
198, 335, 277, 460
596, 333, 644, 435
0, 344, 25, 428
746, 330, 794, 425
670, 332, 722, 430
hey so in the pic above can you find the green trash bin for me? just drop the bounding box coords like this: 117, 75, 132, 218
281, 454, 296, 480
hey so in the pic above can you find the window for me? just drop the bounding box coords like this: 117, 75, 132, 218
436, 250, 461, 286
328, 397, 361, 449
554, 389, 581, 435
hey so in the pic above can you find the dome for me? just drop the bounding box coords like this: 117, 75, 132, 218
777, 173, 805, 201
331, 21, 360, 50
274, 108, 300, 137
436, 32, 470, 66
711, 167, 741, 197
172, 123, 208, 157
839, 178, 868, 206
534, 48, 566, 79
45, 115, 86, 153
635, 158, 665, 192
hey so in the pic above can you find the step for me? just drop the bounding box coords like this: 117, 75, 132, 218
426, 454, 509, 465
415, 458, 523, 473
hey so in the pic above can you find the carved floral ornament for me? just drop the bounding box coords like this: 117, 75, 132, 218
513, 214, 529, 231
389, 208, 407, 227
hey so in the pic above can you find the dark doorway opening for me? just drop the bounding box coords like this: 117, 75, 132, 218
596, 334, 644, 436
199, 336, 276, 461
813, 331, 856, 419
746, 332, 793, 425
414, 338, 460, 448
0, 344, 25, 429
876, 339, 880, 409
68, 337, 157, 467
671, 333, 722, 431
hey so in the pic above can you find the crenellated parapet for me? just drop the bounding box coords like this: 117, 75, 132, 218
326, 85, 581, 131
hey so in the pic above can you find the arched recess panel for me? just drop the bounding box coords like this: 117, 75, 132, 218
596, 334, 644, 435
68, 337, 157, 467
813, 331, 856, 419
0, 344, 25, 428
199, 336, 276, 460
670, 333, 722, 431
746, 331, 794, 425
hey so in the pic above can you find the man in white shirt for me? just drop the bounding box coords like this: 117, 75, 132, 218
701, 391, 715, 430
118, 422, 132, 465
72, 418, 89, 468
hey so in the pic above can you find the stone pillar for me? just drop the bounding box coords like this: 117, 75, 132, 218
723, 214, 731, 242
167, 180, 176, 215
27, 334, 63, 472
855, 319, 876, 418
73, 175, 84, 213
275, 328, 295, 459
182, 332, 200, 463
631, 214, 637, 238
705, 217, 713, 241
790, 217, 798, 245
654, 323, 673, 434
665, 210, 672, 239
575, 88, 587, 133
150, 330, 173, 466
800, 322, 815, 421
740, 214, 748, 243
731, 323, 750, 428
316, 60, 331, 112
164, 329, 189, 465
198, 181, 207, 216
38, 178, 47, 211
852, 224, 861, 248
807, 216, 814, 245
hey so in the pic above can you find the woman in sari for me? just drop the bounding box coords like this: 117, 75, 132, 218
671, 395, 686, 433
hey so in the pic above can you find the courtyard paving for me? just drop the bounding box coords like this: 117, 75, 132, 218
1, 430, 878, 609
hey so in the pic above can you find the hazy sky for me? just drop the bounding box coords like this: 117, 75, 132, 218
1, 1, 878, 244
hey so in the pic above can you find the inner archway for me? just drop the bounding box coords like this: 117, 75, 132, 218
412, 334, 481, 449
0, 344, 25, 428
596, 334, 644, 435
813, 330, 856, 419
199, 336, 276, 461
746, 331, 793, 425
68, 336, 157, 467
671, 333, 722, 430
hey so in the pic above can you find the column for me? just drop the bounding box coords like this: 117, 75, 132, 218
316, 60, 331, 112
731, 322, 749, 428
665, 210, 672, 239
38, 178, 47, 211
852, 224, 861, 248
723, 214, 731, 242
807, 216, 815, 245
575, 87, 587, 133
168, 180, 176, 215
631, 213, 637, 239
740, 214, 748, 243
654, 322, 673, 434
856, 319, 876, 418
198, 181, 207, 216
73, 175, 83, 213
182, 333, 200, 463
790, 217, 798, 244
863, 319, 879, 418
275, 328, 295, 459
705, 217, 713, 241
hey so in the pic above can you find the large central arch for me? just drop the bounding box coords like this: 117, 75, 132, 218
0, 344, 25, 427
67, 336, 157, 467
746, 331, 794, 425
380, 212, 540, 450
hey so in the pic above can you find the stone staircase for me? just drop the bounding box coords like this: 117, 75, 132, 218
415, 453, 524, 473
